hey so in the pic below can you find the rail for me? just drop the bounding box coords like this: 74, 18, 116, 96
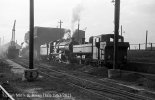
12, 58, 155, 100
0, 85, 15, 100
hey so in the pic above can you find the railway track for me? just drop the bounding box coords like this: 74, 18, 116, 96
11, 58, 155, 100
0, 84, 15, 100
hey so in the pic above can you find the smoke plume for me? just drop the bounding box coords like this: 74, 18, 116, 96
71, 3, 84, 36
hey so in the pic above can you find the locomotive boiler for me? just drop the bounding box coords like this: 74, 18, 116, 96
40, 38, 79, 62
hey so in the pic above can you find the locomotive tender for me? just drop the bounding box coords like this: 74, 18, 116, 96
40, 34, 129, 67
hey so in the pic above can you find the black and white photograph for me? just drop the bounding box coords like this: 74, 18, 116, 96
0, 0, 155, 100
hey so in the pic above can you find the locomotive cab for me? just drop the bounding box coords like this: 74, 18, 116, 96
94, 34, 129, 67
73, 34, 129, 67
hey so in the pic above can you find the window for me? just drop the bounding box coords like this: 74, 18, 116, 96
118, 39, 122, 42
96, 38, 99, 42
110, 38, 114, 42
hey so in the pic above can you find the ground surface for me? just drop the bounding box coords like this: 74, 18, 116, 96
1, 58, 155, 100
43, 60, 155, 98
0, 59, 105, 100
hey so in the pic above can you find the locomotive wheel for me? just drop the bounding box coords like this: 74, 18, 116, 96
84, 60, 89, 65
91, 62, 97, 67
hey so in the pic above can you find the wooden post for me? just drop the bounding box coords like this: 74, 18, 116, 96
139, 44, 140, 50
145, 30, 148, 50
151, 43, 152, 51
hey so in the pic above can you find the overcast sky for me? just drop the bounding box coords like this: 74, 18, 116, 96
0, 0, 155, 46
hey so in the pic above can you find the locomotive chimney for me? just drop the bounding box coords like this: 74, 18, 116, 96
77, 21, 80, 43
82, 38, 85, 44
72, 37, 75, 42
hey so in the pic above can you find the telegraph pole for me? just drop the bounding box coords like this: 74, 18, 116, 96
24, 0, 38, 82
58, 20, 63, 39
29, 0, 34, 69
145, 30, 148, 50
108, 0, 121, 78
113, 0, 120, 69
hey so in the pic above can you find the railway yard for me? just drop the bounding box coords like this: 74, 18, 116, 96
0, 57, 155, 100
1, 0, 155, 100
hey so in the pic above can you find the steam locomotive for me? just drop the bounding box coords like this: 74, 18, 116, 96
5, 41, 19, 59
40, 34, 129, 67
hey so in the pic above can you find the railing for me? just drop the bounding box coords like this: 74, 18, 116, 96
129, 43, 155, 50
0, 85, 15, 100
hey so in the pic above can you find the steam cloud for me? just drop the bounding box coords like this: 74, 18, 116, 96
63, 29, 71, 39
71, 3, 84, 36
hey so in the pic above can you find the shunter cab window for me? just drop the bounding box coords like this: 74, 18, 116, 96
94, 38, 99, 44
118, 39, 122, 42
110, 37, 123, 42
96, 38, 99, 42
110, 38, 114, 42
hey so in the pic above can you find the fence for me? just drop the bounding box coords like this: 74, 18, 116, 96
129, 43, 155, 50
